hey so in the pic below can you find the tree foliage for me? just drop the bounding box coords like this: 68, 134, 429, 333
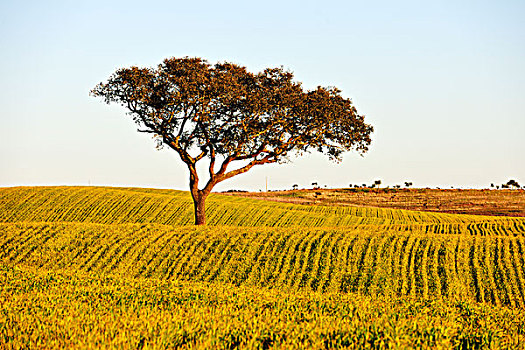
91, 57, 374, 224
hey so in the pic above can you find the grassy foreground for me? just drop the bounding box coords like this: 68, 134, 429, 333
1, 186, 525, 348
2, 265, 524, 349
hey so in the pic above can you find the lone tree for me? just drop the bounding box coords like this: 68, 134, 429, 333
91, 57, 373, 225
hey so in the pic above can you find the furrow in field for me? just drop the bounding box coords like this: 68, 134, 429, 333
502, 238, 522, 307
0, 224, 38, 262
514, 221, 525, 236
419, 237, 431, 299
260, 230, 291, 284
272, 230, 308, 287
444, 237, 461, 299
341, 235, 370, 293
140, 229, 184, 278
174, 233, 216, 280
377, 234, 400, 296
99, 225, 146, 273
399, 236, 418, 296
457, 237, 472, 300
186, 237, 218, 280
328, 234, 359, 293
510, 239, 525, 307
436, 240, 447, 298
12, 224, 53, 265
135, 227, 179, 278
388, 235, 407, 295
206, 236, 240, 282
469, 237, 483, 303
361, 233, 391, 296
177, 231, 214, 279
482, 238, 500, 305
494, 237, 514, 306
294, 231, 325, 289
165, 229, 202, 279
409, 236, 425, 298
227, 232, 266, 286
260, 231, 293, 286
117, 226, 164, 277
85, 226, 125, 273
235, 229, 274, 285
106, 226, 157, 273
426, 237, 441, 298
77, 228, 120, 272
282, 231, 311, 288
305, 230, 333, 291
317, 231, 344, 293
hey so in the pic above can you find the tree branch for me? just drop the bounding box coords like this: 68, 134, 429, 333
216, 155, 234, 177
194, 150, 208, 162
187, 162, 199, 196
233, 144, 268, 161
208, 146, 216, 179
177, 107, 193, 137
218, 155, 276, 183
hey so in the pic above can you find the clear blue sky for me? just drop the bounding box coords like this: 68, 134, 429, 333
1, 0, 524, 191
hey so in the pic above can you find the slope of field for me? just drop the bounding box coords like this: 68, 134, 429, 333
2, 186, 525, 348
1, 186, 524, 231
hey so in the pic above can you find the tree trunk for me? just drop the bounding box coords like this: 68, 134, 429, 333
192, 191, 208, 225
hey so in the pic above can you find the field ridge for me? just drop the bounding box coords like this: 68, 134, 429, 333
2, 186, 523, 228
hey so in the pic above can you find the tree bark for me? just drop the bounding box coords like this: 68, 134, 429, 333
191, 191, 208, 225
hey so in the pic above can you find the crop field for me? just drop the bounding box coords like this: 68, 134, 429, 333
1, 186, 525, 348
228, 188, 525, 217
3, 265, 525, 349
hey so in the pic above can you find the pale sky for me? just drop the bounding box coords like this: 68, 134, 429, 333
1, 0, 524, 191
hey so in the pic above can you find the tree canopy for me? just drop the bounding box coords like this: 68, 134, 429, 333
91, 57, 373, 224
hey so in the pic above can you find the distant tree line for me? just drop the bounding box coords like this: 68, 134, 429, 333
285, 179, 523, 191
490, 179, 522, 190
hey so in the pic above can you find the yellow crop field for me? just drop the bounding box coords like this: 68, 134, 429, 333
2, 221, 525, 305
2, 265, 525, 349
2, 186, 524, 229
1, 186, 525, 348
